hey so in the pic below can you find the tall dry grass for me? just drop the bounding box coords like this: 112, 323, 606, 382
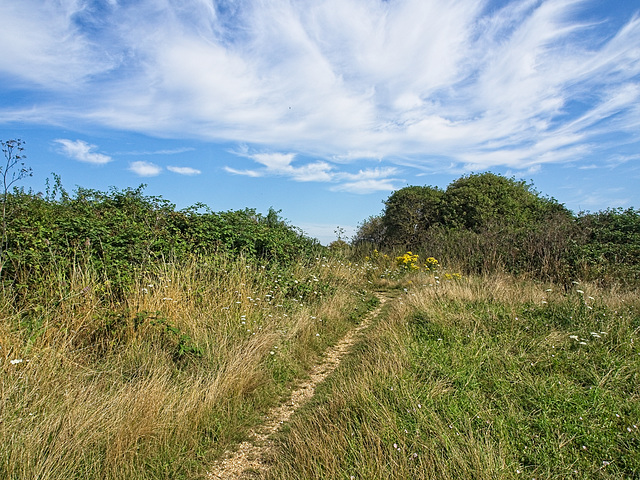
0, 254, 372, 479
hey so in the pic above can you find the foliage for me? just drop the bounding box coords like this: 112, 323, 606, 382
358, 172, 638, 286
571, 208, 640, 285
382, 185, 444, 247
352, 214, 386, 248
2, 183, 321, 298
442, 172, 565, 231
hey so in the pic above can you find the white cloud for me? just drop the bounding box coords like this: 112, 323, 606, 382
224, 166, 263, 177
3, 0, 640, 173
332, 167, 403, 193
0, 1, 115, 87
54, 139, 112, 164
167, 166, 201, 175
129, 161, 162, 177
227, 151, 335, 182
226, 150, 401, 191
252, 153, 297, 170
331, 179, 400, 194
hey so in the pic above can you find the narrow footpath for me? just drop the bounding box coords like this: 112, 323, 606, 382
207, 292, 389, 479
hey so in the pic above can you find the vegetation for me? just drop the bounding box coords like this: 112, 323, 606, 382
572, 208, 640, 285
3, 181, 321, 300
266, 271, 640, 479
1, 245, 379, 479
354, 173, 640, 287
1, 142, 638, 479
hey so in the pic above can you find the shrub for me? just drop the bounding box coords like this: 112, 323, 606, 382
2, 184, 322, 300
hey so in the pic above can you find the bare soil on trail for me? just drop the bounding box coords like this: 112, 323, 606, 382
207, 292, 389, 479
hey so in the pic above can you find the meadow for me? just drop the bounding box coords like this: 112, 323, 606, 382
1, 253, 378, 479
266, 266, 639, 479
1, 165, 638, 478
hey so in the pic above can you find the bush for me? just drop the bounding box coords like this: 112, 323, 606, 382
365, 173, 575, 282
571, 208, 640, 285
2, 185, 322, 299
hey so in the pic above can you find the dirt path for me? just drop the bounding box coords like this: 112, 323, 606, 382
207, 292, 388, 479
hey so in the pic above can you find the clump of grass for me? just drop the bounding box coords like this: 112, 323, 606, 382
266, 275, 640, 479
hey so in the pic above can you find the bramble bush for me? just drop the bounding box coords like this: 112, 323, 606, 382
2, 181, 321, 301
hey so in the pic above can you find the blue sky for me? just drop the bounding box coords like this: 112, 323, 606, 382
1, 0, 639, 244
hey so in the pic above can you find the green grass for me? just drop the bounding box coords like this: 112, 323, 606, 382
266, 274, 640, 479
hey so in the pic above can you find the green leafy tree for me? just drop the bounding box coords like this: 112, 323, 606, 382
382, 185, 444, 247
441, 172, 565, 232
373, 172, 577, 281
352, 214, 386, 248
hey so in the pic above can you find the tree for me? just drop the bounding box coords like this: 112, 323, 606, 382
352, 214, 386, 248
382, 185, 444, 247
441, 172, 566, 232
371, 173, 575, 280
1, 139, 32, 273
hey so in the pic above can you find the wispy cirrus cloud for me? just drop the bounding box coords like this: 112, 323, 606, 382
167, 165, 201, 176
331, 167, 403, 193
0, 1, 115, 87
330, 178, 400, 194
226, 151, 334, 182
2, 0, 640, 175
224, 166, 263, 178
54, 139, 112, 164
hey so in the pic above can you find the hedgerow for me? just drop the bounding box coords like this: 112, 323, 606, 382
2, 183, 321, 300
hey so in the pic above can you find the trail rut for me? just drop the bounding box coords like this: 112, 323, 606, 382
207, 292, 388, 479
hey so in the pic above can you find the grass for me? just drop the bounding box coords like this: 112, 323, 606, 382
265, 273, 640, 480
0, 254, 376, 479
2, 252, 638, 479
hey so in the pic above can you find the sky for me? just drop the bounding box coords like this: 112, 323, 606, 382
1, 0, 639, 245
